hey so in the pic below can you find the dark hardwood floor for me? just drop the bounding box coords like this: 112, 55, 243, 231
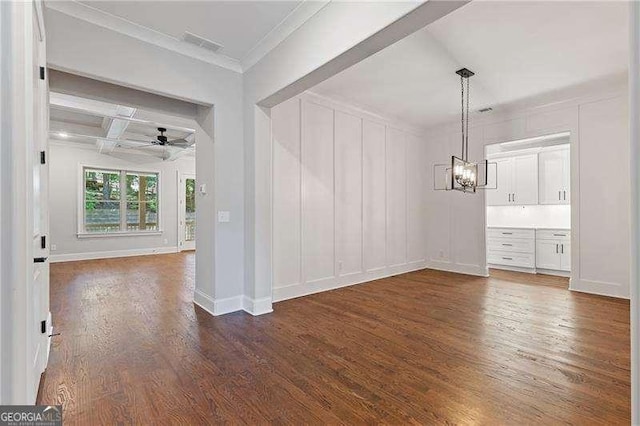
38, 253, 630, 424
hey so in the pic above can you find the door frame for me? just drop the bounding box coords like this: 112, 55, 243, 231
0, 0, 49, 404
178, 172, 196, 251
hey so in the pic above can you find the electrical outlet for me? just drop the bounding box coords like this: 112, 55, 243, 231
338, 261, 343, 272
163, 238, 168, 245
51, 244, 57, 251
439, 249, 444, 258
217, 211, 230, 223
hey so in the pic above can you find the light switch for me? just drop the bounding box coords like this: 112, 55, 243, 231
199, 184, 207, 195
218, 211, 230, 223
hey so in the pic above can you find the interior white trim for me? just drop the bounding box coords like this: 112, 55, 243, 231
242, 296, 274, 316
76, 231, 164, 239
426, 261, 489, 278
45, 311, 52, 368
49, 246, 178, 263
193, 292, 272, 316
569, 278, 629, 300
630, 0, 640, 421
45, 1, 243, 73
273, 262, 429, 303
241, 0, 330, 71
45, 0, 328, 74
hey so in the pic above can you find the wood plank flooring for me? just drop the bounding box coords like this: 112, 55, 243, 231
38, 253, 630, 424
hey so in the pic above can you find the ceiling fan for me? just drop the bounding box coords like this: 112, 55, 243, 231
149, 127, 194, 147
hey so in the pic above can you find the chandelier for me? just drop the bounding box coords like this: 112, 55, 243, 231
433, 68, 494, 193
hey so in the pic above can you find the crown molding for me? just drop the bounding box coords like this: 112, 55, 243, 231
241, 0, 331, 72
45, 0, 243, 73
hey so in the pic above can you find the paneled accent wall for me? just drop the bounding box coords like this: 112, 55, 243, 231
272, 93, 428, 301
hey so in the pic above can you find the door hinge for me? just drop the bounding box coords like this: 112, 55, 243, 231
39, 66, 45, 80
40, 320, 46, 334
41, 235, 46, 249
40, 151, 46, 164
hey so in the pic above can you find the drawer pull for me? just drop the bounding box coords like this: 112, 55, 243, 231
502, 257, 513, 260
553, 233, 566, 236
501, 232, 513, 235
502, 243, 513, 246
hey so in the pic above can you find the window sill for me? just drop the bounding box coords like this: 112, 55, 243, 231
77, 231, 163, 239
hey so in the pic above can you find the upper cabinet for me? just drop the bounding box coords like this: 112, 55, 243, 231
538, 146, 570, 204
486, 154, 538, 206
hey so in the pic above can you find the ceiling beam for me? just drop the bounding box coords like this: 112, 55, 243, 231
100, 104, 137, 153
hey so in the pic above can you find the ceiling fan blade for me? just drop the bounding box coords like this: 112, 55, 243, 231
167, 138, 195, 147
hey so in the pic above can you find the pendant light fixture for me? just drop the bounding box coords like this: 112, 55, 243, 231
433, 68, 494, 193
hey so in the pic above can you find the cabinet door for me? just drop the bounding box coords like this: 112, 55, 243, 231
538, 149, 564, 204
513, 154, 538, 205
535, 240, 561, 270
486, 157, 513, 206
561, 148, 570, 204
559, 242, 571, 271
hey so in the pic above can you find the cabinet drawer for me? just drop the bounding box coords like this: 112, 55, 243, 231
487, 238, 534, 254
487, 228, 535, 240
488, 250, 535, 268
536, 229, 571, 240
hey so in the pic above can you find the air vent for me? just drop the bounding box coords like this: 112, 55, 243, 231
181, 31, 223, 53
478, 107, 493, 113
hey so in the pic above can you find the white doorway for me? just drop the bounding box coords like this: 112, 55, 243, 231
484, 132, 572, 280
178, 173, 196, 251
31, 4, 50, 401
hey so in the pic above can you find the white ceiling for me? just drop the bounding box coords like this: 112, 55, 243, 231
312, 0, 629, 129
77, 0, 302, 60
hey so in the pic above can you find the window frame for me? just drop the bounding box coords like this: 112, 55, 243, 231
77, 164, 163, 238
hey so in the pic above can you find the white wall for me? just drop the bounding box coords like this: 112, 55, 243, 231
271, 92, 428, 301
45, 7, 244, 307
243, 1, 468, 307
424, 83, 630, 298
48, 142, 195, 261
487, 205, 571, 229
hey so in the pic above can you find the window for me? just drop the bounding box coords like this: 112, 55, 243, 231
83, 167, 159, 234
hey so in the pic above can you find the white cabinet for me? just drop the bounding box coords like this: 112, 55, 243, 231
535, 240, 562, 270
538, 146, 570, 204
486, 154, 538, 206
486, 158, 513, 206
535, 229, 571, 272
513, 154, 539, 205
487, 227, 535, 269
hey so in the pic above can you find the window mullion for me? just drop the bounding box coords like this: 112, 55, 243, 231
120, 170, 127, 231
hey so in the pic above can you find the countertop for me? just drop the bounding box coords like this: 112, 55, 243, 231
488, 226, 570, 231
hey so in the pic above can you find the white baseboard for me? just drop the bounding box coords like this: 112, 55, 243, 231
488, 263, 537, 274
243, 296, 273, 316
536, 268, 571, 278
427, 260, 489, 277
194, 290, 244, 316
194, 290, 273, 316
569, 278, 629, 299
272, 261, 430, 303
50, 246, 178, 263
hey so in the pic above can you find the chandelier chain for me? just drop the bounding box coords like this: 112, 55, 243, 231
466, 76, 470, 161
460, 75, 465, 161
